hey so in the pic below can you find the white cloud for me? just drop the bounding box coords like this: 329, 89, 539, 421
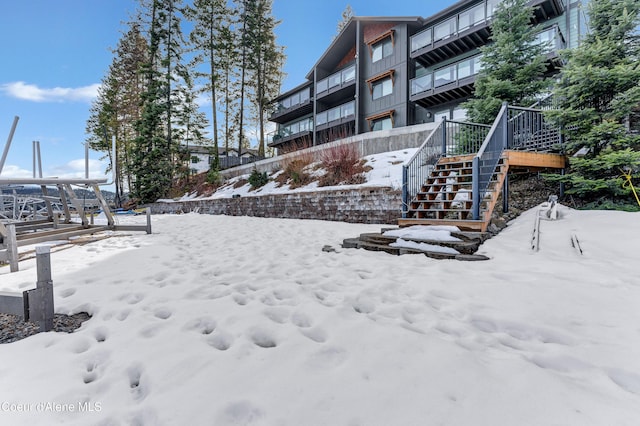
0, 164, 34, 179
0, 159, 110, 181
48, 158, 111, 180
0, 81, 100, 103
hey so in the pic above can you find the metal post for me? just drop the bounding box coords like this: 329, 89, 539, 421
36, 141, 43, 178
6, 224, 18, 273
502, 102, 509, 150
146, 207, 152, 234
472, 157, 480, 220
36, 141, 54, 219
32, 246, 54, 332
0, 116, 19, 175
401, 166, 408, 218
32, 140, 37, 178
441, 117, 447, 156
502, 174, 509, 214
85, 143, 89, 179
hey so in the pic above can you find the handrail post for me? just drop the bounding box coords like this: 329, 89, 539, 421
502, 102, 509, 150
472, 157, 480, 220
441, 116, 447, 156
401, 165, 408, 218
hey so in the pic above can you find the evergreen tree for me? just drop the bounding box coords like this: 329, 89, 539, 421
86, 22, 148, 206
131, 0, 193, 203
236, 0, 249, 158
546, 0, 640, 204
173, 71, 211, 181
132, 0, 173, 203
244, 0, 285, 156
184, 0, 232, 168
463, 0, 549, 124
218, 24, 239, 156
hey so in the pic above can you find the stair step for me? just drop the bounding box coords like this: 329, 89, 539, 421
357, 233, 481, 255
397, 218, 489, 232
342, 238, 459, 260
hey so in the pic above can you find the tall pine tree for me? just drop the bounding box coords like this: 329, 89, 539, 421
86, 21, 148, 206
463, 0, 549, 124
244, 0, 285, 157
132, 0, 173, 203
184, 0, 233, 168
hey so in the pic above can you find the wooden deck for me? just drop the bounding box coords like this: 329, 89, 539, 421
505, 150, 566, 169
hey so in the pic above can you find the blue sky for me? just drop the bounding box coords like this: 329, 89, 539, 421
0, 0, 457, 181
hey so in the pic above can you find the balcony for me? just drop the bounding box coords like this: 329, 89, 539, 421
536, 24, 566, 54
270, 86, 313, 124
316, 100, 355, 130
316, 64, 356, 105
530, 0, 564, 21
410, 24, 565, 108
269, 117, 314, 148
410, 55, 482, 107
411, 0, 564, 66
411, 1, 495, 66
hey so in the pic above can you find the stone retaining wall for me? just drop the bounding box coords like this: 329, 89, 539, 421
148, 187, 402, 224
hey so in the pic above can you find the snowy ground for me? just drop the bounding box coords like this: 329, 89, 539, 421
174, 148, 417, 201
1, 205, 639, 425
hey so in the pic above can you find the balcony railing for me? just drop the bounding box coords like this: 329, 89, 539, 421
316, 101, 355, 127
411, 0, 501, 54
411, 55, 483, 96
275, 87, 311, 112
317, 64, 356, 95
535, 25, 565, 53
273, 117, 314, 141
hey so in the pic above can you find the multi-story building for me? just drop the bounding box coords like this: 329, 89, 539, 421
268, 0, 586, 154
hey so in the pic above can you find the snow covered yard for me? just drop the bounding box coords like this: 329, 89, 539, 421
0, 206, 639, 425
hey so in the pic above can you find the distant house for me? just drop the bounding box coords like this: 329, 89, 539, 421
185, 145, 263, 174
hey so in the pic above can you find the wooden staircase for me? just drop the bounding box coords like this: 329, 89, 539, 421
399, 154, 508, 232
399, 103, 568, 233
399, 150, 566, 232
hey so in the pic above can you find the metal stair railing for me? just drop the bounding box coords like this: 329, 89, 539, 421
472, 103, 509, 220
402, 118, 490, 218
471, 101, 563, 220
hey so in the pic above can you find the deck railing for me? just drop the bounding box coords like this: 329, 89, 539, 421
507, 105, 562, 152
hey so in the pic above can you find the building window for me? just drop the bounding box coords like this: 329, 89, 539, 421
367, 110, 395, 131
372, 77, 393, 99
367, 70, 395, 99
371, 117, 393, 131
190, 156, 200, 164
372, 38, 393, 62
368, 30, 395, 62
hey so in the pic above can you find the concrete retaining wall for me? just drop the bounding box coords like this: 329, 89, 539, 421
149, 187, 402, 224
221, 122, 437, 178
